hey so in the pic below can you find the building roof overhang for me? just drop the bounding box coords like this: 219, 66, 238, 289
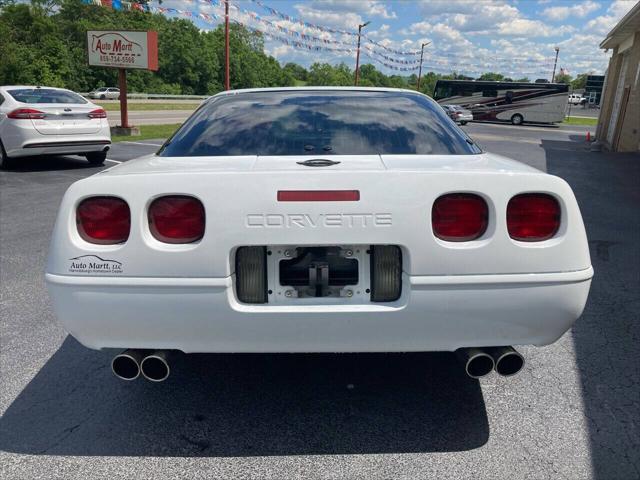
600, 1, 640, 50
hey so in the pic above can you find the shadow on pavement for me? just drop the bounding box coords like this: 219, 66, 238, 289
0, 337, 489, 457
2, 155, 97, 172
542, 139, 640, 479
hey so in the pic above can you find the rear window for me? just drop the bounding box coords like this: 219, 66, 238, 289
159, 90, 480, 157
7, 88, 87, 104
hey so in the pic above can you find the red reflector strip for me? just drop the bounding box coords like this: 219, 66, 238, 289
277, 190, 360, 202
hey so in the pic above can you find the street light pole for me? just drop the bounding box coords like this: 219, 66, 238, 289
225, 0, 230, 90
416, 41, 431, 92
354, 21, 370, 86
551, 46, 560, 83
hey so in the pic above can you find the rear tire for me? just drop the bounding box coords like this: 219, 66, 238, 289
86, 151, 107, 165
0, 140, 12, 170
460, 121, 468, 125
511, 114, 524, 125
100, 94, 106, 100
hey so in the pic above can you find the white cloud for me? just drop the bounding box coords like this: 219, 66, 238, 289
583, 0, 636, 35
541, 1, 601, 22
366, 24, 391, 39
496, 18, 574, 37
608, 0, 637, 17
292, 4, 363, 31
294, 1, 396, 22
410, 0, 520, 34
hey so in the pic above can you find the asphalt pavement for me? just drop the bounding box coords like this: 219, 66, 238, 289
1, 122, 638, 479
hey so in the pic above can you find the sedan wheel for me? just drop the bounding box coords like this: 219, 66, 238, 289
460, 121, 468, 125
0, 141, 12, 170
86, 151, 107, 166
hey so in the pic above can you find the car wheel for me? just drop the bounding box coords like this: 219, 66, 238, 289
86, 151, 107, 166
511, 114, 524, 125
0, 140, 12, 170
100, 94, 106, 100
460, 121, 467, 125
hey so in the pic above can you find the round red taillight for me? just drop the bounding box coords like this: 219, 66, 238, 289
77, 196, 130, 244
507, 193, 560, 241
432, 193, 488, 241
148, 195, 205, 244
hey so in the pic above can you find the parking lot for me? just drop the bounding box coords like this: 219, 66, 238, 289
1, 122, 638, 479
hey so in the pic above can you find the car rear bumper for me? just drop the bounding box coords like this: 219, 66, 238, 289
7, 139, 111, 157
46, 267, 593, 353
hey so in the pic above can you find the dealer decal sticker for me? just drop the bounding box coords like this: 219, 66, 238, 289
69, 255, 123, 274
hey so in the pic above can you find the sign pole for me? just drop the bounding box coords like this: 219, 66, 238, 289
416, 42, 430, 92
225, 0, 230, 90
118, 68, 129, 128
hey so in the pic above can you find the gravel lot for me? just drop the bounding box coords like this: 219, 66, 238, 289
1, 122, 638, 479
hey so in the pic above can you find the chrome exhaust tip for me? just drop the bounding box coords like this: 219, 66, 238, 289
488, 346, 525, 377
140, 351, 170, 382
456, 348, 495, 378
111, 349, 144, 381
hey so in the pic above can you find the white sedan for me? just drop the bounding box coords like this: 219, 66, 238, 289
88, 87, 120, 100
45, 87, 593, 382
0, 86, 111, 169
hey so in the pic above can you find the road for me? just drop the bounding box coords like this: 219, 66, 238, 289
107, 110, 194, 126
1, 122, 638, 479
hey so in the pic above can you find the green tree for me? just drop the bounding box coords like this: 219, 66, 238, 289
477, 72, 504, 81
554, 72, 572, 84
308, 62, 353, 86
571, 73, 590, 90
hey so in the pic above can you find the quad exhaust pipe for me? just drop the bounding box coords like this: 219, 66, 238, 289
113, 346, 523, 381
111, 349, 171, 382
456, 346, 524, 378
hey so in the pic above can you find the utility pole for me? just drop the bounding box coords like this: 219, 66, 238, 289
225, 0, 230, 90
354, 21, 370, 86
416, 41, 431, 92
551, 46, 559, 83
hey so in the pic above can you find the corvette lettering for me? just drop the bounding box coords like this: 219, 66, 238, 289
246, 213, 392, 228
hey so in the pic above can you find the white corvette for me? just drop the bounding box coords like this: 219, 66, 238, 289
45, 87, 593, 382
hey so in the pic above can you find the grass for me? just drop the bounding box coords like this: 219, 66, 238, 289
98, 102, 200, 111
562, 116, 598, 126
111, 124, 182, 143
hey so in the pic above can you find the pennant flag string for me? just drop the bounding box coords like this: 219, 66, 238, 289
81, 0, 553, 75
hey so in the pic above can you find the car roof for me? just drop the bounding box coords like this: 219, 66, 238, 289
211, 86, 432, 98
0, 85, 72, 91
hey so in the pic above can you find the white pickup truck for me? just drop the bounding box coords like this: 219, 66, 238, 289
568, 93, 587, 105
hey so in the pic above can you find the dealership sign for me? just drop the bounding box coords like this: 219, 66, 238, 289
87, 30, 158, 71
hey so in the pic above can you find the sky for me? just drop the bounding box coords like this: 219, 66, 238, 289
154, 0, 638, 79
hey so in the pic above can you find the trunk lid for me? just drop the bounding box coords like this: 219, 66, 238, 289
27, 103, 102, 135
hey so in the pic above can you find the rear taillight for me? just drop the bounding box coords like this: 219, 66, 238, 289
507, 193, 560, 241
148, 195, 205, 244
88, 108, 107, 119
432, 193, 488, 241
77, 196, 130, 244
7, 108, 46, 120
